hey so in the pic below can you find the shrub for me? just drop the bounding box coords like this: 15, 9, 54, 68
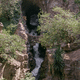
0, 33, 25, 59
21, 72, 35, 80
0, 0, 21, 34
0, 0, 21, 22
38, 7, 80, 48
38, 7, 80, 79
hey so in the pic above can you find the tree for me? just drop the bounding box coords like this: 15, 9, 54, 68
38, 7, 80, 79
0, 0, 21, 23
38, 7, 80, 48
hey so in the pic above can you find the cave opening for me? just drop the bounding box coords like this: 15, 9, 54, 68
21, 0, 40, 33
21, 1, 46, 80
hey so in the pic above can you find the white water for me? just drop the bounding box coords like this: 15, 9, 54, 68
29, 14, 43, 79
31, 43, 43, 77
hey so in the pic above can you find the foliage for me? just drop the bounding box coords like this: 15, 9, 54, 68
21, 72, 35, 80
74, 0, 80, 17
0, 0, 21, 22
0, 78, 7, 80
38, 7, 80, 48
0, 0, 21, 34
75, 0, 80, 4
0, 33, 25, 59
53, 47, 64, 80
38, 7, 80, 79
63, 0, 66, 2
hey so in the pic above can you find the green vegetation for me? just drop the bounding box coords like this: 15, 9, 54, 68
0, 78, 7, 80
63, 0, 66, 2
54, 47, 64, 80
0, 0, 35, 80
21, 72, 35, 80
0, 0, 23, 60
38, 7, 80, 48
75, 0, 80, 4
74, 0, 80, 17
0, 33, 25, 60
0, 0, 21, 34
38, 7, 80, 79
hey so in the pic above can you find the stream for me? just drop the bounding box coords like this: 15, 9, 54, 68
27, 14, 45, 80
31, 43, 44, 80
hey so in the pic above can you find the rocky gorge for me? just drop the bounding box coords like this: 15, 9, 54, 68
0, 0, 80, 80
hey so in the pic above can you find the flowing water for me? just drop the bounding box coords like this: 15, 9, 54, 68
28, 14, 44, 80
31, 43, 43, 79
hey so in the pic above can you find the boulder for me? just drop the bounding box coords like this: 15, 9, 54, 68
63, 49, 80, 80
15, 22, 28, 41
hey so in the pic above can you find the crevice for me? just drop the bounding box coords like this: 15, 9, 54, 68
21, 0, 46, 80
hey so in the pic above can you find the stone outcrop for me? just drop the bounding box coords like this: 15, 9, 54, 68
15, 21, 28, 41
0, 45, 29, 80
22, 0, 80, 18
63, 49, 80, 80
0, 22, 3, 33
40, 46, 80, 80
0, 21, 29, 80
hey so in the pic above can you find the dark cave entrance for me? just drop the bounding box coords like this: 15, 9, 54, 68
21, 1, 46, 80
21, 0, 40, 32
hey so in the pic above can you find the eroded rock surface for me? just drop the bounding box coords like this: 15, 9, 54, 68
40, 47, 80, 80
63, 49, 80, 80
0, 22, 29, 80
0, 22, 3, 33
15, 22, 28, 41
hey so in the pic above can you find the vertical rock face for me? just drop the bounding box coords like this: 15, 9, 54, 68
0, 21, 29, 80
22, 0, 79, 17
0, 49, 29, 80
0, 22, 3, 33
15, 22, 28, 41
40, 48, 80, 80
21, 0, 80, 80
63, 49, 80, 80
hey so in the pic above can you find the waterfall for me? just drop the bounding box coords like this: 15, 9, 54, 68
31, 43, 43, 78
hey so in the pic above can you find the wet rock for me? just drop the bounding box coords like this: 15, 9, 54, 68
28, 52, 36, 71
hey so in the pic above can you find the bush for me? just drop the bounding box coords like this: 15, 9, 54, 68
0, 0, 21, 22
0, 33, 25, 59
38, 7, 80, 48
0, 0, 21, 34
21, 72, 35, 80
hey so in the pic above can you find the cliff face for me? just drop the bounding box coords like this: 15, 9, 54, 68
20, 0, 80, 80
0, 22, 29, 80
22, 0, 79, 17
39, 47, 80, 80
63, 49, 80, 80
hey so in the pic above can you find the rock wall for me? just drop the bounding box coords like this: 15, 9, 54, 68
0, 22, 3, 33
22, 0, 79, 17
21, 0, 80, 80
39, 47, 80, 80
63, 49, 80, 80
0, 22, 29, 80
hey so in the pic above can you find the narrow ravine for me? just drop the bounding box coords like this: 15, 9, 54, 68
21, 1, 46, 79
26, 13, 45, 80
28, 15, 45, 80
31, 43, 44, 80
